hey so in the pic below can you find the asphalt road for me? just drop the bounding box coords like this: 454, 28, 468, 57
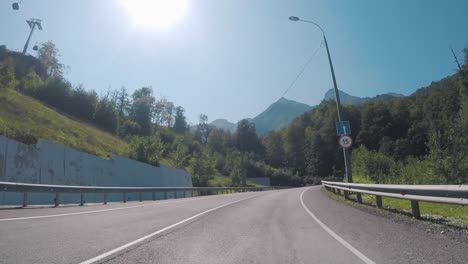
0, 186, 467, 264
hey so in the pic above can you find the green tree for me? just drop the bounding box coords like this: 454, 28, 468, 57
66, 85, 98, 121
94, 97, 118, 134
196, 114, 211, 144
130, 87, 155, 136
0, 61, 17, 90
188, 154, 215, 187
116, 86, 130, 118
236, 119, 263, 154
37, 41, 65, 76
128, 136, 166, 166
173, 106, 188, 133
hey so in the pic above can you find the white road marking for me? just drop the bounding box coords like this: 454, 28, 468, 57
0, 192, 249, 222
79, 194, 258, 264
300, 188, 376, 264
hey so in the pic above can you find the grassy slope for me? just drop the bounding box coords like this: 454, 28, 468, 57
208, 175, 260, 187
0, 88, 128, 157
339, 175, 468, 227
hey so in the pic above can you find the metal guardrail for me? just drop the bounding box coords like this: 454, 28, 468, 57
0, 181, 281, 207
322, 181, 468, 219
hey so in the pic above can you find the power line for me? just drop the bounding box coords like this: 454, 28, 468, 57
280, 41, 324, 98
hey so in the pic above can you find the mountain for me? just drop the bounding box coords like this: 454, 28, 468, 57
323, 89, 405, 105
209, 90, 405, 135
210, 119, 236, 133
252, 97, 313, 135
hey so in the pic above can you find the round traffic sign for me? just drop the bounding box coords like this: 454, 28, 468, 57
339, 135, 353, 148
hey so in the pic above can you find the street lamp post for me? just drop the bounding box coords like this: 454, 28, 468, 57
289, 16, 352, 183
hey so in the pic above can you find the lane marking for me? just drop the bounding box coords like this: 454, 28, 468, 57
0, 191, 256, 222
300, 188, 376, 264
79, 194, 259, 264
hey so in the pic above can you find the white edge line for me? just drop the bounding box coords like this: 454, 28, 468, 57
0, 192, 250, 222
79, 194, 258, 264
300, 188, 376, 264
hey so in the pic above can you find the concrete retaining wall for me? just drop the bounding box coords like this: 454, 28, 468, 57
0, 136, 193, 205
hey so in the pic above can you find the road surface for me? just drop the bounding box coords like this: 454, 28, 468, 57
0, 186, 467, 263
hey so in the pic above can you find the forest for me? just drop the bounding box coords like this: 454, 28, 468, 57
1, 42, 467, 186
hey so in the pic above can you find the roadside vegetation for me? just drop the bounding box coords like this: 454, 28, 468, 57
322, 187, 468, 229
0, 43, 290, 187
0, 42, 467, 189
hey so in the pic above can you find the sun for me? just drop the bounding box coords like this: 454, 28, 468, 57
120, 0, 188, 30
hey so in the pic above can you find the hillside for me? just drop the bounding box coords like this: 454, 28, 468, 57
210, 90, 404, 135
252, 97, 312, 135
0, 88, 128, 157
210, 119, 236, 133
323, 89, 405, 105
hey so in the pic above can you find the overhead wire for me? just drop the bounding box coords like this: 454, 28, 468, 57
280, 40, 324, 99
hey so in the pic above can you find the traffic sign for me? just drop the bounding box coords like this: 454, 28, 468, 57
339, 135, 353, 148
336, 121, 351, 136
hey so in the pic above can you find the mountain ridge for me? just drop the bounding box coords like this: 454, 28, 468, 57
210, 90, 406, 134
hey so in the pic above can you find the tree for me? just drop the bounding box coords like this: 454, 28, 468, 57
0, 60, 17, 90
37, 41, 65, 76
116, 86, 130, 118
188, 154, 215, 187
262, 131, 285, 167
130, 87, 155, 136
207, 128, 231, 154
66, 85, 98, 121
173, 106, 188, 133
129, 136, 166, 166
236, 119, 263, 154
94, 97, 118, 134
197, 114, 212, 144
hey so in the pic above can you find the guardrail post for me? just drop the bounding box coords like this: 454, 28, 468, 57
80, 193, 85, 206
54, 193, 60, 207
123, 192, 127, 203
139, 192, 142, 202
376, 195, 382, 208
411, 200, 421, 219
103, 193, 107, 205
344, 191, 349, 199
356, 193, 362, 204
337, 189, 341, 195
164, 191, 168, 200
173, 191, 177, 199
152, 192, 156, 201
22, 192, 28, 207
183, 191, 186, 198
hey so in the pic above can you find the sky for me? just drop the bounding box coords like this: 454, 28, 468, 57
1, 0, 467, 124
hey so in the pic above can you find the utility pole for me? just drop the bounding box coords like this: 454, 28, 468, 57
23, 18, 43, 54
289, 16, 353, 183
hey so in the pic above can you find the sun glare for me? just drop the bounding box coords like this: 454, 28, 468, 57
120, 0, 188, 30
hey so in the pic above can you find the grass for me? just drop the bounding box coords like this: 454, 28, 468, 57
326, 175, 468, 228
0, 88, 128, 158
208, 175, 260, 187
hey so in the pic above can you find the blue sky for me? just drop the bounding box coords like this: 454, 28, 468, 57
1, 0, 467, 124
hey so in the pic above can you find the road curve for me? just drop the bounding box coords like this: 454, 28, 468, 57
0, 187, 467, 263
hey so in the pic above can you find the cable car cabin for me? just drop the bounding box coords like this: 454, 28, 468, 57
12, 3, 20, 10
33, 45, 38, 51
